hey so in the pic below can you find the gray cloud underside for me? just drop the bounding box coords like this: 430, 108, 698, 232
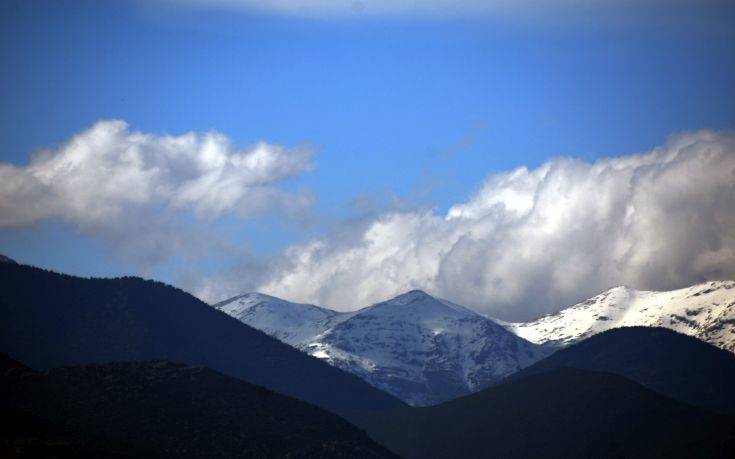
225, 130, 735, 321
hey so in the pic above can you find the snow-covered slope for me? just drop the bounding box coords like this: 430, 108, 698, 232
212, 293, 347, 345
212, 281, 735, 405
503, 280, 735, 353
214, 290, 546, 406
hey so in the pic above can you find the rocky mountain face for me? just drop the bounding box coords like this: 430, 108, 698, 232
503, 280, 735, 352
214, 290, 546, 406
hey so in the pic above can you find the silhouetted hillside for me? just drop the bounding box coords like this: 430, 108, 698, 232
350, 368, 735, 459
0, 262, 404, 414
509, 327, 735, 414
0, 254, 16, 264
1, 353, 130, 458
1, 355, 397, 458
0, 405, 122, 459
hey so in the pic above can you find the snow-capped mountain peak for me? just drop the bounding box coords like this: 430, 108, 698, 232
212, 280, 735, 405
502, 280, 735, 352
362, 289, 478, 320
213, 290, 547, 405
213, 293, 343, 345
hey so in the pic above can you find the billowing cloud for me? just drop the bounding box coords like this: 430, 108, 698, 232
243, 130, 735, 320
0, 120, 313, 266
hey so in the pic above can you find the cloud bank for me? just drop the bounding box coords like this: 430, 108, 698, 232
247, 130, 735, 320
4, 121, 733, 321
0, 120, 312, 266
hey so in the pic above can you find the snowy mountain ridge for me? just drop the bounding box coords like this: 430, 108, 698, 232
213, 293, 347, 345
213, 280, 735, 405
214, 290, 546, 405
502, 280, 735, 353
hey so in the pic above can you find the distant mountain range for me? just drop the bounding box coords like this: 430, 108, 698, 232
214, 290, 546, 405
3, 257, 735, 458
503, 281, 735, 352
0, 262, 404, 414
213, 281, 735, 405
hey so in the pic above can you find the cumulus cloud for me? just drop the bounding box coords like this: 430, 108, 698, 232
0, 120, 313, 266
244, 130, 735, 320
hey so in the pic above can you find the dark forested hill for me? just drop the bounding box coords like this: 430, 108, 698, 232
0, 253, 17, 264
1, 355, 397, 458
0, 262, 404, 414
507, 326, 735, 414
350, 368, 735, 459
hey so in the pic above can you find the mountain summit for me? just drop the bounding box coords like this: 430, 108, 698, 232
214, 290, 546, 405
503, 281, 735, 352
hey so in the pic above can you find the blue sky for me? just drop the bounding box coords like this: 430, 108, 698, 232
1, 0, 734, 316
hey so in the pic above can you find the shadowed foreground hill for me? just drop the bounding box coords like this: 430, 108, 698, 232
350, 368, 735, 459
508, 327, 735, 415
1, 353, 115, 458
0, 262, 404, 414
1, 354, 397, 458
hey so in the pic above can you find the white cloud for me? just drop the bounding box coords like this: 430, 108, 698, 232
6, 120, 734, 321
247, 130, 735, 320
0, 120, 313, 266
